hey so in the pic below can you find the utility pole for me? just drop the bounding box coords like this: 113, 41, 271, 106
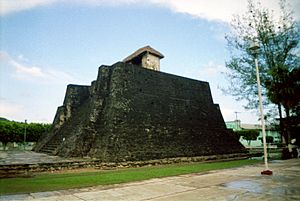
24, 119, 27, 150
249, 41, 272, 175
234, 111, 241, 130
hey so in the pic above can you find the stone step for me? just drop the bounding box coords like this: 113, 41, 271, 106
40, 146, 58, 153
40, 147, 56, 152
47, 141, 63, 145
41, 146, 56, 150
40, 150, 54, 154
45, 144, 59, 148
46, 142, 59, 144
42, 148, 56, 152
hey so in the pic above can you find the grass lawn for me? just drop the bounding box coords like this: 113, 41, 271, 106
0, 159, 260, 195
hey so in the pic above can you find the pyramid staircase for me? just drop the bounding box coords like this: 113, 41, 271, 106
39, 134, 63, 154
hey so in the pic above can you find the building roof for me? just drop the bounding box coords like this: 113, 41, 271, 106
241, 124, 261, 130
225, 120, 275, 130
123, 45, 164, 63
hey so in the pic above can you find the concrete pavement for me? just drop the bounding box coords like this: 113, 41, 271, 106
0, 151, 72, 165
1, 158, 299, 201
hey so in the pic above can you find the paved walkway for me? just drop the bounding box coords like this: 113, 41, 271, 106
0, 151, 84, 165
1, 157, 299, 201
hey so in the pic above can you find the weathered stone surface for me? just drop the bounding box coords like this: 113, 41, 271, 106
0, 153, 251, 178
34, 62, 246, 161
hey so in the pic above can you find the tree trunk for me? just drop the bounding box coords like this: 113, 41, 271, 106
277, 104, 286, 145
285, 106, 291, 144
3, 142, 7, 151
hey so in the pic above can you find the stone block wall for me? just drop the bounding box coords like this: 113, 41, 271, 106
35, 62, 246, 161
52, 84, 90, 130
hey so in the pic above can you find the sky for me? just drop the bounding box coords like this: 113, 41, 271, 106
0, 0, 300, 124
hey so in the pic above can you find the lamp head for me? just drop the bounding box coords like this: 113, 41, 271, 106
249, 41, 260, 50
249, 41, 260, 57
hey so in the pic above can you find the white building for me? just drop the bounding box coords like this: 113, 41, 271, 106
226, 120, 281, 148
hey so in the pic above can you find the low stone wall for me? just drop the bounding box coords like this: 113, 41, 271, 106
0, 153, 252, 178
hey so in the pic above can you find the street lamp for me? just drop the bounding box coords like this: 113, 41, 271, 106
234, 111, 241, 130
249, 41, 272, 175
24, 119, 27, 150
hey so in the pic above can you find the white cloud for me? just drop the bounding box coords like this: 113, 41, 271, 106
0, 98, 54, 123
0, 51, 9, 60
17, 54, 29, 62
220, 107, 235, 121
152, 0, 300, 22
0, 0, 141, 16
150, 0, 247, 23
0, 51, 75, 84
44, 69, 75, 83
0, 0, 57, 16
199, 61, 226, 78
10, 60, 45, 78
0, 98, 24, 120
179, 61, 226, 82
1, 0, 299, 22
75, 0, 142, 6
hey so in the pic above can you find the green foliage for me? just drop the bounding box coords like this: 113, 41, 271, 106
258, 135, 275, 145
266, 67, 300, 116
0, 159, 259, 195
291, 104, 300, 117
0, 117, 9, 121
224, 0, 300, 114
25, 123, 52, 142
235, 129, 260, 145
259, 136, 274, 144
266, 136, 274, 144
0, 118, 51, 148
0, 122, 22, 149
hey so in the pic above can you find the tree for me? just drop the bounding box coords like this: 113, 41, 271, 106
0, 121, 21, 150
26, 123, 51, 142
224, 0, 300, 143
265, 67, 300, 143
235, 130, 260, 146
0, 122, 11, 150
0, 118, 51, 150
266, 67, 300, 117
266, 136, 274, 144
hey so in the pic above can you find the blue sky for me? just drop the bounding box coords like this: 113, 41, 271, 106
1, 0, 299, 124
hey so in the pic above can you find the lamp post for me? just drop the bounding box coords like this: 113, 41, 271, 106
234, 111, 241, 130
24, 119, 27, 150
249, 41, 272, 175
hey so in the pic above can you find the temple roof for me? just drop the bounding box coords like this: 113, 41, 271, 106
123, 45, 164, 63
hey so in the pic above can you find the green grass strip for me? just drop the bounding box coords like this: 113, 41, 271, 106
0, 159, 260, 195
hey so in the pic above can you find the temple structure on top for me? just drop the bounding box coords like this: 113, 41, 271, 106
123, 45, 164, 71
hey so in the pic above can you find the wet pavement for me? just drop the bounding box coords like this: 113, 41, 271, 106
0, 151, 84, 165
0, 151, 299, 200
